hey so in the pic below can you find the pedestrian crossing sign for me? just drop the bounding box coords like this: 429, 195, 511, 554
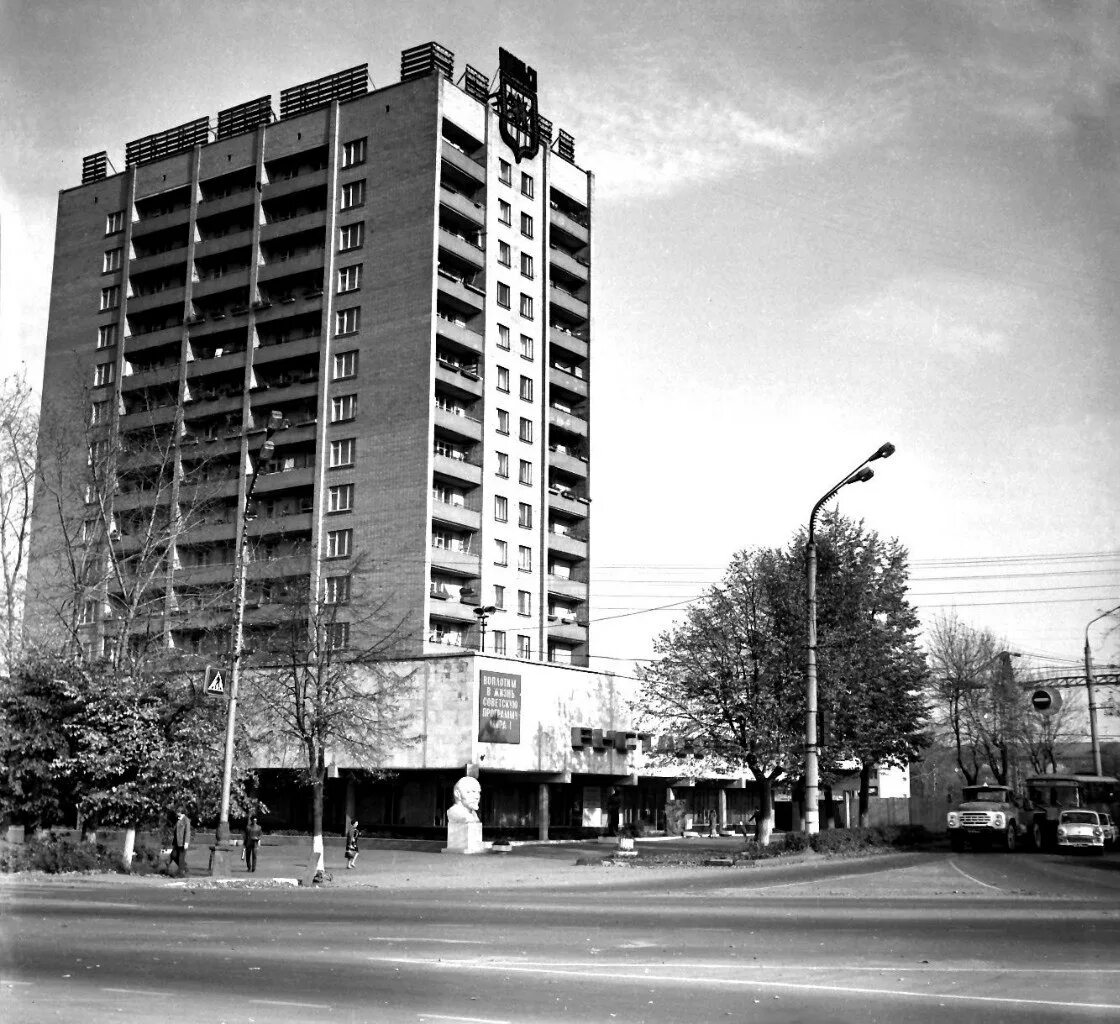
205, 665, 226, 695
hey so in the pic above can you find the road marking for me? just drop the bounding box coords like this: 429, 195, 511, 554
101, 987, 171, 997
949, 860, 1004, 891
371, 957, 1120, 1012
417, 1015, 510, 1023
370, 936, 486, 945
0, 980, 32, 987
250, 998, 333, 1010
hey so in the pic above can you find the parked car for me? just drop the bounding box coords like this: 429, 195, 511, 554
1056, 810, 1106, 853
1099, 812, 1119, 850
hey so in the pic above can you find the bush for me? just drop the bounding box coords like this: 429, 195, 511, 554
0, 831, 119, 874
619, 820, 649, 839
782, 831, 810, 852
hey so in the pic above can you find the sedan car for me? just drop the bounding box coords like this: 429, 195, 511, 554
1056, 809, 1105, 853
1099, 812, 1119, 849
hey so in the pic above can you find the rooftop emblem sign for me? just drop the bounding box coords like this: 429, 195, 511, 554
496, 48, 540, 163
478, 670, 521, 744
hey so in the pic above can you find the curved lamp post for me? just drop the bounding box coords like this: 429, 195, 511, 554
211, 411, 287, 875
474, 604, 497, 652
804, 442, 895, 835
1084, 604, 1120, 777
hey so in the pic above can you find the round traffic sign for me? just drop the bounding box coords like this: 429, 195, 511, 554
1030, 688, 1062, 714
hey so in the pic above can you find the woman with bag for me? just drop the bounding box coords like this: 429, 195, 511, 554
345, 821, 360, 869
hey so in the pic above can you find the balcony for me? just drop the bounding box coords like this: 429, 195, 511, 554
548, 619, 588, 644
254, 333, 321, 363
547, 574, 588, 601
549, 246, 589, 283
439, 186, 485, 228
548, 406, 588, 438
435, 315, 484, 354
195, 228, 255, 259
432, 452, 482, 487
435, 361, 483, 398
254, 294, 324, 329
427, 597, 478, 624
549, 205, 589, 247
549, 447, 588, 478
186, 350, 247, 380
547, 488, 589, 519
263, 167, 328, 200
254, 466, 315, 495
191, 267, 252, 300
132, 205, 192, 236
441, 145, 486, 185
257, 250, 326, 285
196, 189, 257, 218
432, 501, 481, 532
547, 531, 589, 560
438, 227, 484, 269
129, 247, 189, 275
127, 286, 185, 316
121, 363, 180, 392
549, 365, 588, 399
259, 210, 328, 243
549, 324, 588, 360
184, 389, 243, 419
434, 406, 482, 442
117, 403, 179, 431
437, 271, 485, 313
431, 543, 479, 575
549, 284, 589, 324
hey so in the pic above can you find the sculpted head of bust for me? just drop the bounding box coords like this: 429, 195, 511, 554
447, 775, 482, 823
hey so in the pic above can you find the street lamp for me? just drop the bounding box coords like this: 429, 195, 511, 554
1084, 604, 1120, 777
474, 604, 497, 652
211, 410, 287, 875
804, 442, 895, 835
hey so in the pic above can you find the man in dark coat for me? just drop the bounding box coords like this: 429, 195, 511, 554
243, 816, 263, 872
171, 809, 191, 876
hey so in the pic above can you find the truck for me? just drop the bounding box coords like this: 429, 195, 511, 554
946, 784, 1042, 852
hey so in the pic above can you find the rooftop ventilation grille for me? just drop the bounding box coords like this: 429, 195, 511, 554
537, 115, 554, 145
125, 117, 211, 169
82, 151, 108, 184
217, 95, 275, 140
556, 129, 575, 164
280, 64, 369, 120
461, 64, 489, 102
401, 42, 454, 83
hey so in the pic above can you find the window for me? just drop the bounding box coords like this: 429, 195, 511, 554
518, 590, 531, 616
519, 459, 532, 486
496, 366, 510, 393
326, 622, 350, 651
331, 394, 357, 422
496, 452, 509, 478
497, 324, 511, 350
496, 409, 509, 435
340, 180, 366, 210
519, 417, 532, 443
499, 159, 512, 185
520, 252, 533, 279
519, 293, 533, 319
333, 350, 358, 379
93, 362, 115, 387
498, 199, 512, 225
105, 210, 125, 235
517, 634, 531, 659
496, 282, 511, 309
493, 630, 507, 655
521, 172, 534, 198
339, 222, 364, 251
519, 376, 533, 402
100, 286, 120, 311
519, 334, 533, 360
103, 248, 122, 273
327, 528, 352, 558
494, 584, 506, 610
518, 545, 532, 572
330, 438, 356, 467
433, 483, 465, 507
520, 212, 533, 238
337, 264, 362, 293
97, 323, 118, 349
342, 137, 367, 168
324, 575, 351, 604
335, 306, 361, 336
494, 539, 508, 566
90, 401, 109, 426
518, 503, 532, 529
494, 495, 508, 522
498, 241, 511, 267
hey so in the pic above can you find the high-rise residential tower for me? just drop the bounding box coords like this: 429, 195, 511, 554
27, 43, 593, 669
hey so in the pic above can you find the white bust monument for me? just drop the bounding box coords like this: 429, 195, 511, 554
443, 775, 485, 854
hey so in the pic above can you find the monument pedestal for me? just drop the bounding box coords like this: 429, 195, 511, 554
442, 820, 485, 854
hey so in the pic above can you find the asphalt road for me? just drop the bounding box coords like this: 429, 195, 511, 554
2, 844, 1119, 1023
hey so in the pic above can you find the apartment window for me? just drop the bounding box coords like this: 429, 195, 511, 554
105, 210, 125, 235
498, 199, 512, 226
519, 459, 532, 486
335, 307, 361, 337
327, 528, 353, 558
518, 545, 532, 572
330, 438, 356, 467
496, 452, 509, 478
518, 590, 532, 616
433, 483, 465, 507
93, 362, 115, 387
519, 417, 533, 443
519, 376, 533, 402
520, 252, 533, 279
326, 622, 350, 651
97, 323, 118, 349
517, 634, 531, 659
519, 334, 533, 360
339, 222, 364, 251
494, 539, 508, 566
324, 575, 351, 604
331, 394, 357, 422
333, 350, 357, 380
520, 212, 533, 238
337, 264, 362, 293
499, 159, 512, 185
340, 180, 366, 210
494, 584, 506, 610
518, 503, 533, 529
519, 293, 534, 319
496, 366, 509, 393
498, 241, 511, 267
100, 286, 120, 311
496, 409, 509, 435
494, 495, 508, 522
497, 324, 511, 350
341, 137, 367, 168
521, 171, 534, 198
90, 401, 109, 426
496, 282, 511, 309
492, 630, 507, 655
102, 248, 122, 273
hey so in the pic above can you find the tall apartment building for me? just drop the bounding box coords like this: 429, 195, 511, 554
27, 43, 593, 669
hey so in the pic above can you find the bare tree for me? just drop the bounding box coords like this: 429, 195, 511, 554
0, 372, 37, 671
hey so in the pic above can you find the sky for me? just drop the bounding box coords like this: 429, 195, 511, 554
1, 0, 1118, 685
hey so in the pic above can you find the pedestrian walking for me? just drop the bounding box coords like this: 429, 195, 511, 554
345, 821, 360, 869
171, 808, 191, 877
243, 815, 263, 872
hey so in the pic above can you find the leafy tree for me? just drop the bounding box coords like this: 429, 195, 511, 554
0, 372, 37, 672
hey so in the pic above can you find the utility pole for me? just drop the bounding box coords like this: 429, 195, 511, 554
1083, 605, 1120, 777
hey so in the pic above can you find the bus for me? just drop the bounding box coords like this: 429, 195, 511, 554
1024, 773, 1120, 848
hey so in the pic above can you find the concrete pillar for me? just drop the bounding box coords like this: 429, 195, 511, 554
718, 788, 728, 828
843, 791, 852, 829
538, 783, 550, 841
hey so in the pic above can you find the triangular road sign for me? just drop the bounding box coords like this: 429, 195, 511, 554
204, 665, 226, 695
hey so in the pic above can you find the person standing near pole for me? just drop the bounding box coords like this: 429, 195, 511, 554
171, 808, 191, 877
345, 821, 360, 869
243, 815, 262, 873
